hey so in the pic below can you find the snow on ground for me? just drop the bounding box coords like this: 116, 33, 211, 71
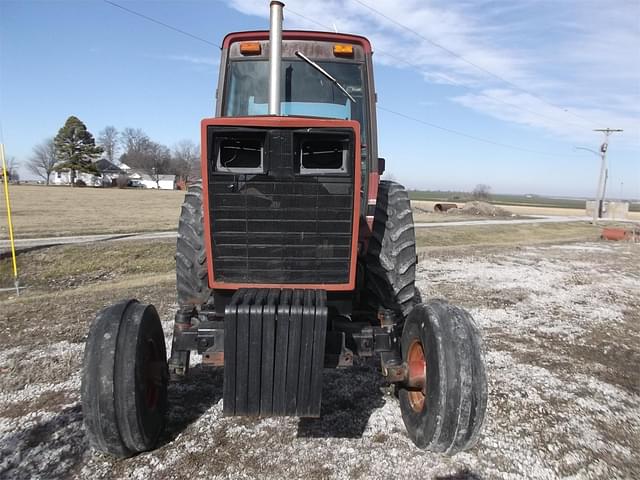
0, 242, 638, 479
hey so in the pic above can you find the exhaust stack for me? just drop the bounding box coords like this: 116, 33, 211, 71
268, 1, 284, 115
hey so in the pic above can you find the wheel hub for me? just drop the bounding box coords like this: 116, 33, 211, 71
406, 339, 427, 412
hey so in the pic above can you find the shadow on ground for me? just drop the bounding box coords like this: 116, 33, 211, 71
164, 358, 387, 441
161, 365, 224, 444
0, 404, 87, 480
297, 357, 386, 438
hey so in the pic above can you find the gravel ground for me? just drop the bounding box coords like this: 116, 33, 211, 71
1, 241, 639, 479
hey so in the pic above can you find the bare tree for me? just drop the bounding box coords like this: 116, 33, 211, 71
171, 139, 201, 183
98, 126, 119, 163
27, 138, 58, 185
472, 184, 492, 201
1, 156, 20, 183
122, 139, 172, 189
119, 127, 150, 161
147, 142, 172, 189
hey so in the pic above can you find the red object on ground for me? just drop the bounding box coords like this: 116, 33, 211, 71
601, 228, 631, 241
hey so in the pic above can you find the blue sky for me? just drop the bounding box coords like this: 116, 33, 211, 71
1, 0, 638, 197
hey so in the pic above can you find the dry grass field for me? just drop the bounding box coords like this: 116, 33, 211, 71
415, 222, 604, 251
0, 185, 184, 238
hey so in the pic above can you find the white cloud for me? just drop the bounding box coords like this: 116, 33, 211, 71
453, 89, 640, 146
225, 0, 640, 146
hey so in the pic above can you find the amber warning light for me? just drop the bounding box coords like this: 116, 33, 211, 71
240, 42, 262, 55
333, 44, 354, 56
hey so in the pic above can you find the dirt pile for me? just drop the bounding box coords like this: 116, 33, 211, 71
449, 201, 512, 217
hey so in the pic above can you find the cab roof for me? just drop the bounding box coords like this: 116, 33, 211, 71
222, 30, 373, 54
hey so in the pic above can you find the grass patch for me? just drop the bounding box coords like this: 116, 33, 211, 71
416, 221, 602, 248
0, 185, 184, 238
0, 239, 175, 290
1, 276, 176, 349
0, 239, 177, 347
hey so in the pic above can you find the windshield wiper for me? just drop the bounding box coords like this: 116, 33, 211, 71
294, 51, 357, 104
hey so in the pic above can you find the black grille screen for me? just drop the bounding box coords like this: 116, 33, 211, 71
208, 127, 355, 285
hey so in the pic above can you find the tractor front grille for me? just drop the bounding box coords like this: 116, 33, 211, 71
206, 126, 355, 285
209, 175, 353, 284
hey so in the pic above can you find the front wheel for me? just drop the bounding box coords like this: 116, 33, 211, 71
398, 299, 487, 454
81, 299, 168, 457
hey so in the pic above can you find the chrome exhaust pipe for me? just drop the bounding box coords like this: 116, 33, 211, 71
268, 1, 284, 115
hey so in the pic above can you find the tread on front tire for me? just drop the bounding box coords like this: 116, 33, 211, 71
398, 299, 487, 454
176, 183, 211, 307
365, 180, 418, 318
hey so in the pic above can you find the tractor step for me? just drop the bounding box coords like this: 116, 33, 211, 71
223, 288, 327, 417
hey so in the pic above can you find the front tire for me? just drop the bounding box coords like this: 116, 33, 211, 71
364, 180, 418, 318
176, 183, 211, 307
398, 299, 487, 454
81, 300, 168, 457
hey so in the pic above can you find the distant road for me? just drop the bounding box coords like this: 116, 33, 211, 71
0, 231, 177, 255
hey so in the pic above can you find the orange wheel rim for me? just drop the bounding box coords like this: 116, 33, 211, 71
407, 339, 427, 412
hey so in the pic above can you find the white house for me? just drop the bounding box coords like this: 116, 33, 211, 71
95, 159, 124, 184
51, 158, 124, 187
128, 171, 176, 190
52, 169, 103, 187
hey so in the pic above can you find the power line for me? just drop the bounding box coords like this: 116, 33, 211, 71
372, 50, 588, 130
352, 0, 598, 128
103, 0, 220, 48
105, 0, 590, 134
378, 106, 568, 157
285, 7, 586, 130
286, 5, 579, 154
101, 2, 576, 158
106, 0, 596, 132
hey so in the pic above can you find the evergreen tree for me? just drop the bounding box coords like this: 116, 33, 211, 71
53, 116, 103, 186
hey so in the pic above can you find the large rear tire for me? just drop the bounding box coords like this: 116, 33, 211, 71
176, 183, 211, 307
81, 300, 168, 457
398, 299, 487, 454
365, 180, 418, 318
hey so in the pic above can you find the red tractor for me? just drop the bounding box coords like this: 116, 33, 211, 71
81, 1, 487, 458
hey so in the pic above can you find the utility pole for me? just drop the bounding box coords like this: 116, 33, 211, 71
592, 128, 623, 223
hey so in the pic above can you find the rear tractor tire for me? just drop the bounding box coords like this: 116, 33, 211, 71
365, 180, 418, 319
81, 299, 168, 457
398, 299, 487, 454
176, 183, 211, 307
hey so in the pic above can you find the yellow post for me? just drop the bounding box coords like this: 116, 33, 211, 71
1, 143, 20, 295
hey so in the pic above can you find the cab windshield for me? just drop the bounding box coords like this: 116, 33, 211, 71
223, 59, 367, 144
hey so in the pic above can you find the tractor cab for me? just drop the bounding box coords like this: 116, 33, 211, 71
209, 27, 382, 236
